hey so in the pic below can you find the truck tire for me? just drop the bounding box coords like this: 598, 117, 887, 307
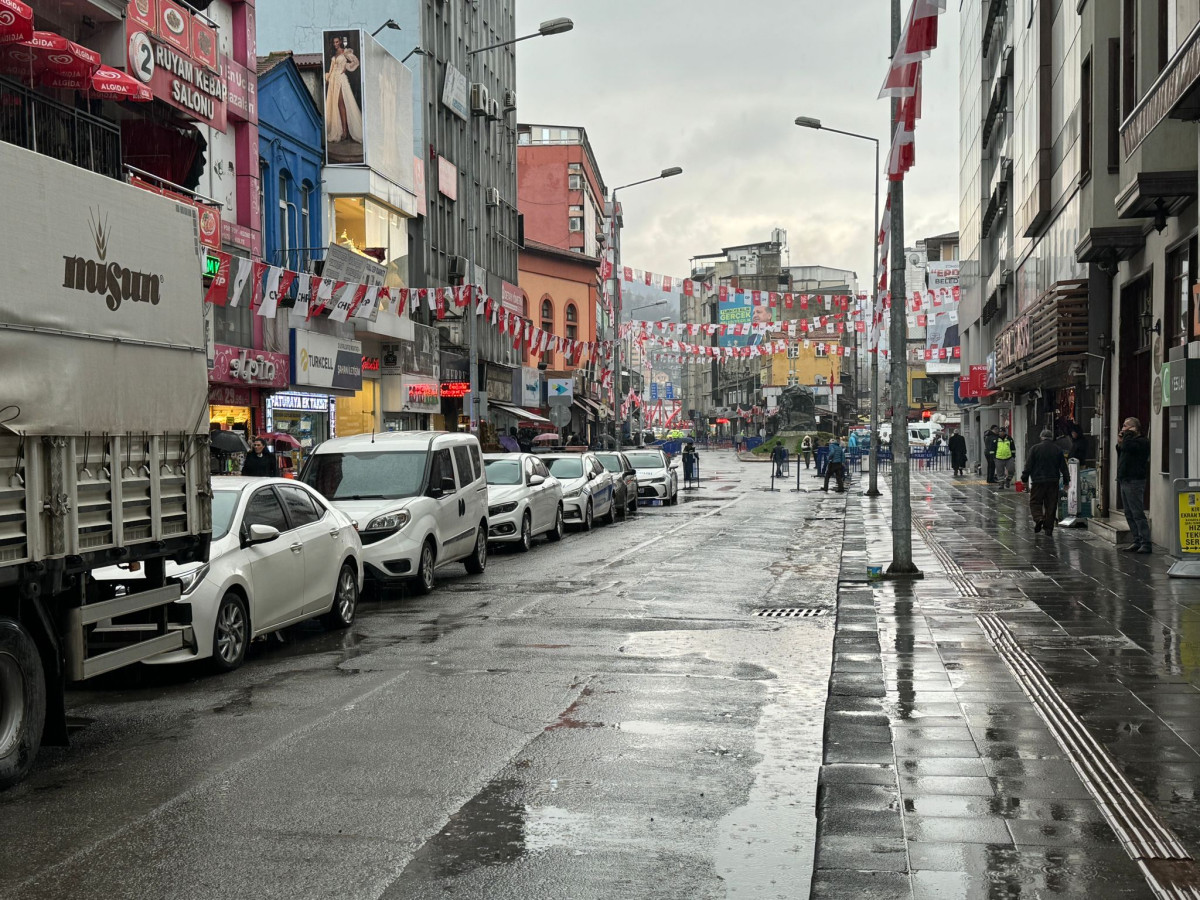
0, 618, 46, 791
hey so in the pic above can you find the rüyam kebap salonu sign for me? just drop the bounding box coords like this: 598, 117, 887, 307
125, 0, 227, 132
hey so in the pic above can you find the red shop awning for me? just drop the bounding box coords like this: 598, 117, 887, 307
0, 0, 33, 47
89, 65, 152, 102
22, 30, 101, 73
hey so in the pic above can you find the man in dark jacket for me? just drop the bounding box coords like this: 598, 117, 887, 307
1021, 429, 1069, 535
241, 437, 278, 477
984, 425, 999, 483
1117, 417, 1152, 552
947, 429, 968, 476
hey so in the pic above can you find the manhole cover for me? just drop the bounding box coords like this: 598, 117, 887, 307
946, 599, 1026, 612
754, 608, 827, 618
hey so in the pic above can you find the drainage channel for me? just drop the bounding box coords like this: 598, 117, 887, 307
978, 613, 1200, 899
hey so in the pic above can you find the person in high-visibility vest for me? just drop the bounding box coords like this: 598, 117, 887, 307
994, 427, 1016, 488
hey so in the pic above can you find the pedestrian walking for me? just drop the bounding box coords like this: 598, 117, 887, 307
948, 428, 968, 476
993, 428, 1016, 488
801, 434, 814, 469
823, 438, 846, 493
772, 442, 787, 477
1116, 417, 1152, 552
984, 425, 999, 483
240, 437, 278, 477
1021, 429, 1069, 535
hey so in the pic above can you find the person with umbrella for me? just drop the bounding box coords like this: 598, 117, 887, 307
241, 436, 278, 477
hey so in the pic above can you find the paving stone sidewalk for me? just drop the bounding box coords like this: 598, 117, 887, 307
811, 471, 1200, 899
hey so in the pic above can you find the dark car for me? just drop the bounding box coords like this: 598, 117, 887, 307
594, 451, 638, 519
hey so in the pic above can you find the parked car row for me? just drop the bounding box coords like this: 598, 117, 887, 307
97, 434, 683, 675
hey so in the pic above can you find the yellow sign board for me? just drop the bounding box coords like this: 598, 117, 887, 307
1181, 491, 1200, 555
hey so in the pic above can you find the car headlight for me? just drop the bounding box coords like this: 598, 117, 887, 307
489, 501, 518, 515
562, 487, 583, 499
176, 564, 209, 596
365, 510, 411, 533
649, 476, 665, 483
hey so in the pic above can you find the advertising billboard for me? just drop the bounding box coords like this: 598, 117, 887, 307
292, 331, 363, 392
126, 0, 227, 131
322, 30, 364, 165
718, 291, 770, 347
925, 260, 961, 374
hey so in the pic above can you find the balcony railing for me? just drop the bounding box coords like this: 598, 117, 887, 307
0, 75, 121, 180
993, 278, 1088, 386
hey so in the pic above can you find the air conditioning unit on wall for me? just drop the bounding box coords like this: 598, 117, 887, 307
470, 83, 490, 115
485, 187, 501, 208
486, 98, 501, 120
502, 89, 517, 112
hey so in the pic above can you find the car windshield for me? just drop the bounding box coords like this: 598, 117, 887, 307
484, 459, 523, 485
594, 453, 623, 472
302, 451, 427, 500
211, 491, 239, 541
545, 457, 584, 479
625, 453, 664, 470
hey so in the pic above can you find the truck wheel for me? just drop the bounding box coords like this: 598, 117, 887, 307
0, 618, 46, 791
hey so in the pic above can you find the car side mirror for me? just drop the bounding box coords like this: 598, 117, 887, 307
245, 523, 280, 546
441, 475, 457, 493
529, 474, 545, 486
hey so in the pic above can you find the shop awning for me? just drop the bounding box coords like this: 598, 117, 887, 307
573, 396, 604, 416
490, 402, 552, 424
0, 2, 33, 47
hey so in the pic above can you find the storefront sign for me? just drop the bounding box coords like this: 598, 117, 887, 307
126, 2, 228, 132
440, 382, 469, 398
487, 369, 513, 404
414, 157, 427, 216
208, 384, 252, 407
221, 220, 261, 257
224, 55, 257, 123
270, 392, 333, 413
1179, 485, 1200, 555
362, 355, 381, 374
292, 330, 363, 392
1121, 25, 1200, 157
994, 313, 1031, 373
403, 379, 441, 412
1167, 357, 1200, 406
441, 63, 469, 121
210, 344, 290, 388
501, 280, 525, 316
515, 366, 541, 408
438, 156, 458, 201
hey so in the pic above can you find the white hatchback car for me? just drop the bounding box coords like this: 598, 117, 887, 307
627, 449, 680, 505
96, 477, 363, 672
302, 431, 489, 594
539, 452, 616, 530
483, 453, 565, 550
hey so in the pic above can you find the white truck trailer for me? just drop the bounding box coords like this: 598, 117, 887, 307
0, 142, 213, 789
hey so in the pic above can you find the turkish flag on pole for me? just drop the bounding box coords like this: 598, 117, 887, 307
879, 0, 945, 98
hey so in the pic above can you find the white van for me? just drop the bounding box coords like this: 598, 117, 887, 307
879, 423, 943, 448
301, 432, 489, 594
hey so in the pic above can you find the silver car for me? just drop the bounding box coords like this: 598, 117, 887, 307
626, 449, 679, 505
540, 452, 616, 530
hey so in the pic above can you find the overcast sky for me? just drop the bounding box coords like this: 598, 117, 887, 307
515, 1, 959, 287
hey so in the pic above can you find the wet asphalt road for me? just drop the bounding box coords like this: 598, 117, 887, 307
0, 453, 840, 900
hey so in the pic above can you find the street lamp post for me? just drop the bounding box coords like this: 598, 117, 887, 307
795, 116, 882, 496
609, 167, 682, 447
464, 17, 573, 433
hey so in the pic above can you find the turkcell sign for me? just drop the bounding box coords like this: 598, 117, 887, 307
292, 331, 363, 392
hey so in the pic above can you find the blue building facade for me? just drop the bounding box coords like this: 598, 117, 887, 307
258, 54, 324, 273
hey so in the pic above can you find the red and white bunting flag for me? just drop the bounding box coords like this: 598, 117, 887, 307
291, 273, 313, 319
879, 0, 945, 98
248, 261, 269, 310
258, 266, 284, 318
308, 278, 333, 319
435, 288, 447, 320
329, 282, 358, 322
352, 284, 378, 320
227, 256, 254, 308
203, 250, 232, 306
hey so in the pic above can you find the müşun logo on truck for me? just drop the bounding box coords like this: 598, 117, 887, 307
62, 208, 162, 311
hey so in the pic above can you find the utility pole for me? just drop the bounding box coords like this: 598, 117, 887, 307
888, 0, 918, 574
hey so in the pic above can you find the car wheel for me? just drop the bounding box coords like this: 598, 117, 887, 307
518, 512, 533, 553
617, 489, 628, 520
321, 563, 358, 630
581, 500, 593, 531
413, 540, 436, 595
0, 618, 46, 791
210, 592, 249, 673
546, 505, 564, 542
465, 525, 488, 574
602, 493, 617, 525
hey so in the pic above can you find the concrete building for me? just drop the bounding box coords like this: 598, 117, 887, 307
256, 0, 524, 433
900, 232, 961, 423
517, 124, 607, 258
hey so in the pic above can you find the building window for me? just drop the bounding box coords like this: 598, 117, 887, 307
300, 183, 313, 269
787, 341, 799, 359
278, 172, 290, 263
815, 344, 828, 357
565, 302, 578, 341
1108, 39, 1122, 173
569, 217, 583, 232
568, 173, 583, 190
1123, 0, 1138, 115
1166, 239, 1195, 347
1081, 53, 1092, 183
787, 375, 799, 387
541, 297, 554, 334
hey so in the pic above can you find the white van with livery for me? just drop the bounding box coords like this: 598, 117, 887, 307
302, 432, 489, 593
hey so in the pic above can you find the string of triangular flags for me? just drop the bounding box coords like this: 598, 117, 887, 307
202, 252, 615, 368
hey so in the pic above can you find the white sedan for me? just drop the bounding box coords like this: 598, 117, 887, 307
97, 477, 363, 673
483, 453, 565, 550
627, 449, 680, 505
540, 452, 616, 530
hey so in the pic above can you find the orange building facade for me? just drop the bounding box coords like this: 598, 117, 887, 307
518, 240, 599, 371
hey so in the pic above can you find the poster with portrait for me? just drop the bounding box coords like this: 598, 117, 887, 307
323, 29, 365, 165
